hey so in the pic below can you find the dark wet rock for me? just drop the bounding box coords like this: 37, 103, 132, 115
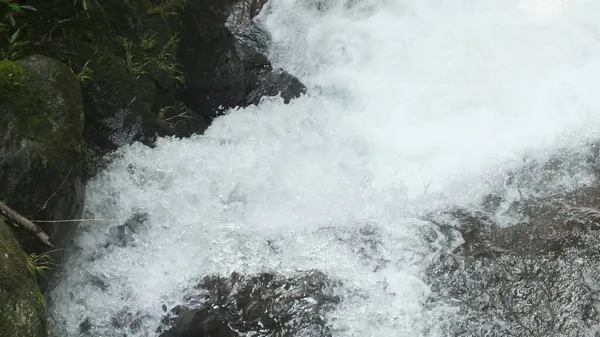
79, 48, 163, 160
159, 270, 341, 337
78, 317, 92, 336
111, 308, 150, 334
243, 68, 307, 106
249, 0, 269, 19
0, 55, 85, 259
177, 0, 306, 120
104, 212, 148, 248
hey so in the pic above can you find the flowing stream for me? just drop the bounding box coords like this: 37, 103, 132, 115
49, 0, 600, 336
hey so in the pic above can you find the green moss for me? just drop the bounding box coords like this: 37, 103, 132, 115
0, 218, 46, 337
0, 60, 26, 98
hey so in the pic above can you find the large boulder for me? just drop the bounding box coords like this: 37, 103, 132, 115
0, 55, 85, 278
0, 218, 46, 337
158, 270, 340, 337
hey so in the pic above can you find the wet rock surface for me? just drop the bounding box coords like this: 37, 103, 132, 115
158, 270, 340, 337
178, 0, 306, 119
425, 147, 600, 336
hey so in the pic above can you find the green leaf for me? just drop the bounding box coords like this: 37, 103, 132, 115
13, 40, 28, 48
10, 28, 20, 44
7, 14, 15, 27
8, 3, 20, 12
20, 5, 37, 11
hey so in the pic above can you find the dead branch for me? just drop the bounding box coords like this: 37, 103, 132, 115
0, 201, 53, 248
32, 218, 121, 223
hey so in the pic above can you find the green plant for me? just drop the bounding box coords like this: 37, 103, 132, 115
75, 60, 93, 82
157, 102, 198, 127
27, 251, 54, 278
3, 1, 37, 28
1, 1, 36, 60
119, 37, 150, 78
1, 28, 28, 60
73, 0, 89, 11
141, 34, 157, 51
147, 0, 189, 16
154, 34, 186, 87
120, 34, 186, 87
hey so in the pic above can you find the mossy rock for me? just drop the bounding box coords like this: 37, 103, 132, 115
0, 55, 85, 265
0, 218, 46, 337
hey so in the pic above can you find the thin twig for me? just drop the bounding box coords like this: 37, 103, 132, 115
47, 18, 71, 42
32, 170, 72, 216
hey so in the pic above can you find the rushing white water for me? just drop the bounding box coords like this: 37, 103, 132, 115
49, 0, 600, 336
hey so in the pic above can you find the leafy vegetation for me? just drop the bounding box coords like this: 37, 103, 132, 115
1, 0, 189, 86
119, 33, 186, 86
151, 33, 187, 87
1, 1, 37, 60
119, 36, 151, 78
141, 34, 158, 50
1, 28, 27, 60
75, 59, 93, 82
2, 0, 37, 28
74, 0, 89, 12
146, 0, 189, 16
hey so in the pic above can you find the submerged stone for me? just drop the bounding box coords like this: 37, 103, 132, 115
159, 270, 340, 337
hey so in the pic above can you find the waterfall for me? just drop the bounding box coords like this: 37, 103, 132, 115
49, 1, 600, 336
